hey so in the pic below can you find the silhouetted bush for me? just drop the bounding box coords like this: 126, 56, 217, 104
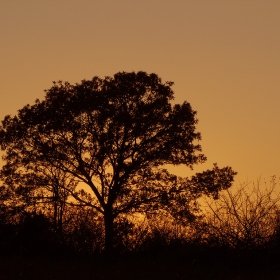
203, 177, 280, 250
14, 212, 60, 257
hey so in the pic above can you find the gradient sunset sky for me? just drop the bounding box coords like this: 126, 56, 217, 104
1, 1, 280, 185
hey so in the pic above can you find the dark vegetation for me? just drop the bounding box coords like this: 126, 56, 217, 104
0, 72, 279, 279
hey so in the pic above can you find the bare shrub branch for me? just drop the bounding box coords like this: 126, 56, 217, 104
202, 176, 280, 248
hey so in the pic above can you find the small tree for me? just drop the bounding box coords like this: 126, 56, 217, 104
203, 177, 280, 249
0, 71, 236, 252
1, 162, 76, 234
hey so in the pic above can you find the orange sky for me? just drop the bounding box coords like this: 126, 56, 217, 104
1, 1, 280, 185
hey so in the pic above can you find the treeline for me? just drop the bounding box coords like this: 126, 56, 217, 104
1, 177, 280, 261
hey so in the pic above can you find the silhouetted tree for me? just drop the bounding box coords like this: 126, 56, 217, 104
0, 71, 236, 253
0, 161, 75, 235
203, 177, 280, 249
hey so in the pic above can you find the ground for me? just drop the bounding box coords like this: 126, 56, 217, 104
1, 253, 279, 280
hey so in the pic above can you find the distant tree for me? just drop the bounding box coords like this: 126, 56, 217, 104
0, 71, 236, 252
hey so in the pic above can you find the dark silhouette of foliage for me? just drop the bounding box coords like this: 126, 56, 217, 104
0, 71, 236, 253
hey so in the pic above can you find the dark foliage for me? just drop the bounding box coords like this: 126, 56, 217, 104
0, 71, 236, 253
1, 71, 280, 279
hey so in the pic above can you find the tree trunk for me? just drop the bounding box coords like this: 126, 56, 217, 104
104, 205, 114, 254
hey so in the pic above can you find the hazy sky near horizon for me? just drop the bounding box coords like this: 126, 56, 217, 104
1, 1, 280, 185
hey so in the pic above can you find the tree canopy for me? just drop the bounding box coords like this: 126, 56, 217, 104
0, 71, 236, 252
